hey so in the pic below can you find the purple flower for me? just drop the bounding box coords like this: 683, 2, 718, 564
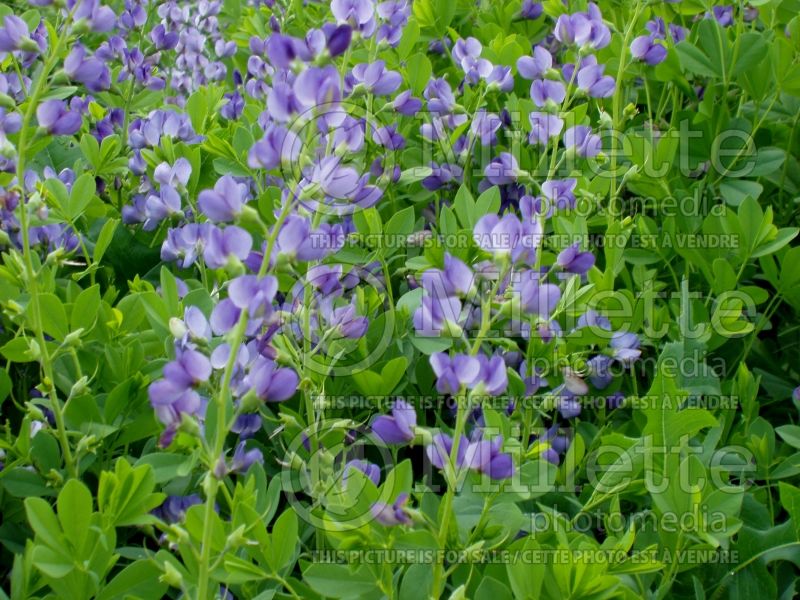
473, 213, 528, 261
332, 0, 375, 25
426, 432, 467, 470
249, 356, 299, 402
295, 66, 343, 112
247, 124, 302, 170
0, 16, 31, 52
143, 186, 183, 229
517, 46, 552, 80
154, 159, 192, 189
198, 176, 249, 222
554, 5, 610, 49
576, 309, 611, 331
610, 332, 641, 364
179, 306, 212, 342
327, 24, 352, 56
631, 35, 668, 66
203, 226, 253, 269
350, 61, 402, 95
161, 224, 211, 269
372, 125, 405, 149
392, 90, 422, 116
530, 79, 566, 107
413, 294, 464, 337
709, 6, 734, 27
151, 24, 179, 51
669, 24, 688, 44
521, 0, 543, 19
475, 354, 508, 396
519, 278, 561, 317
64, 44, 110, 92
210, 275, 278, 335
371, 493, 412, 526
421, 162, 462, 191
323, 302, 369, 339
36, 100, 82, 136
528, 112, 564, 146
70, 0, 116, 33
230, 442, 264, 473
471, 111, 502, 146
587, 355, 613, 389
453, 37, 482, 63
153, 495, 202, 523
232, 414, 262, 438
451, 37, 486, 76
558, 390, 583, 419
463, 435, 514, 479
163, 348, 212, 389
430, 352, 480, 394
345, 459, 381, 486
277, 215, 345, 261
557, 243, 596, 274
486, 65, 514, 91
424, 78, 455, 114
576, 63, 615, 97
306, 156, 361, 199
564, 126, 601, 158
0, 109, 21, 136
484, 153, 520, 185
221, 91, 244, 120
421, 253, 474, 297
371, 398, 417, 444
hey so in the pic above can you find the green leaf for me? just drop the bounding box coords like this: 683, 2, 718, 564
676, 42, 718, 78
780, 483, 800, 539
93, 218, 119, 263
57, 479, 93, 553
777, 425, 800, 450
641, 343, 718, 448
71, 284, 101, 332
25, 497, 65, 550
302, 563, 379, 598
475, 577, 512, 600
269, 508, 298, 572
506, 538, 545, 600
719, 179, 763, 206
381, 357, 408, 391
384, 206, 415, 239
405, 53, 432, 96
0, 338, 37, 363
453, 185, 475, 229
732, 32, 769, 77
66, 173, 96, 221
36, 293, 69, 340
31, 546, 74, 579
474, 185, 501, 218
96, 560, 168, 600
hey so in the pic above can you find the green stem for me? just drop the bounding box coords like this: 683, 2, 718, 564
15, 12, 77, 479
430, 272, 505, 597
608, 0, 644, 223
196, 193, 295, 599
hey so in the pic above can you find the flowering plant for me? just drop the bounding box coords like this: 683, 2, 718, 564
2, 0, 800, 598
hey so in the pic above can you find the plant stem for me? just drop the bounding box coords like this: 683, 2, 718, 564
15, 12, 77, 479
430, 272, 505, 597
608, 0, 644, 223
196, 192, 295, 599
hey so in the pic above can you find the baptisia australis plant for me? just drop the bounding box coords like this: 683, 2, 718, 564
5, 0, 796, 599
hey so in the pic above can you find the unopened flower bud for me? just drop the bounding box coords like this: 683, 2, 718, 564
169, 317, 188, 340
160, 561, 184, 588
